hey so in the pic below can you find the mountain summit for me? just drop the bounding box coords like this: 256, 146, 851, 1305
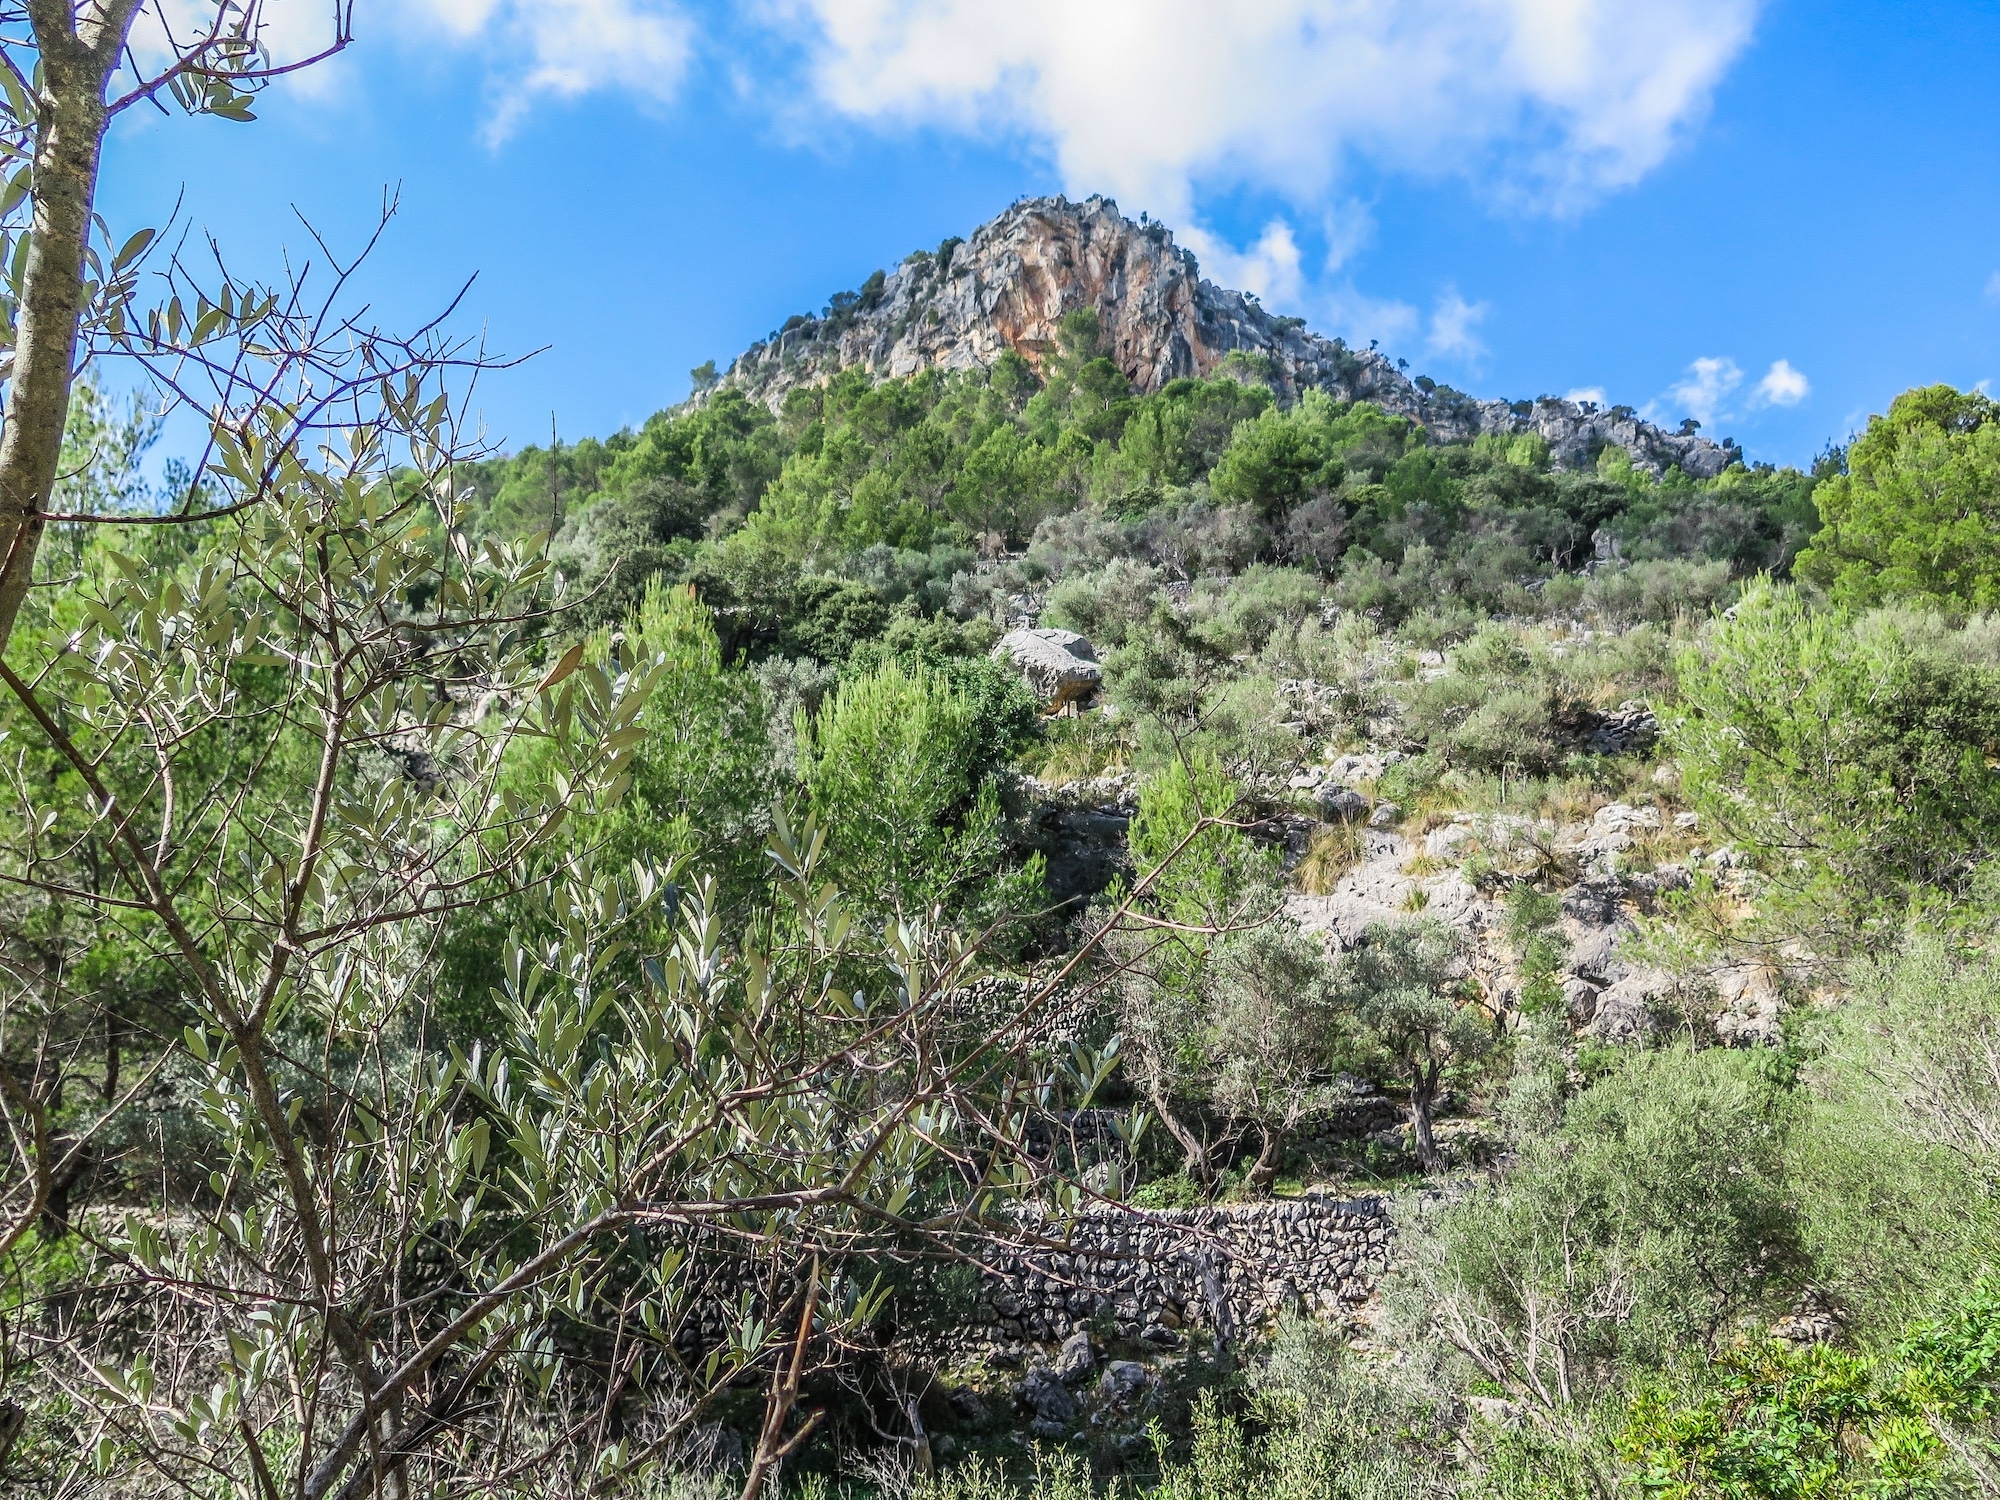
716, 195, 1739, 480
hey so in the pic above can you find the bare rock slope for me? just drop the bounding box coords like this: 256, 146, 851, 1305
716, 195, 1739, 479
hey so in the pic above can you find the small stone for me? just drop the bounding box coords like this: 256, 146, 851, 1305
1367, 801, 1402, 829
1099, 1361, 1151, 1407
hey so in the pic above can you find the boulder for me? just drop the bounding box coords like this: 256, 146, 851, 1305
1319, 787, 1369, 822
1591, 801, 1662, 834
1368, 801, 1402, 829
1565, 919, 1634, 984
1561, 879, 1625, 927
1713, 964, 1783, 1048
993, 628, 1102, 710
1590, 969, 1674, 1043
1562, 976, 1603, 1025
1019, 1367, 1078, 1434
1054, 1328, 1095, 1385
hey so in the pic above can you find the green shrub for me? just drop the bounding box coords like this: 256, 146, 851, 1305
1620, 1278, 2000, 1500
1789, 933, 2000, 1332
798, 658, 1035, 917
1668, 583, 2000, 935
1392, 1047, 1802, 1394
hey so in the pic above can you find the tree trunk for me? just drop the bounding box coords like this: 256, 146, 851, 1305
0, 6, 141, 654
1246, 1123, 1282, 1195
1410, 1061, 1442, 1173
1147, 1084, 1211, 1184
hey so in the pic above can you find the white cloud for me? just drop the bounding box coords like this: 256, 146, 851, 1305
777, 0, 1762, 221
1320, 200, 1379, 275
1182, 219, 1306, 308
1318, 284, 1421, 352
1565, 386, 1609, 408
1426, 288, 1488, 362
1754, 358, 1809, 407
1986, 271, 2000, 304
402, 0, 695, 143
1664, 356, 1743, 427
1178, 215, 1422, 354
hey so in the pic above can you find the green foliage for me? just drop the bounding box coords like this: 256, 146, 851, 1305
468, 355, 1820, 653
1506, 883, 1570, 1016
797, 657, 1037, 918
1117, 755, 1325, 1183
1337, 919, 1492, 1169
1667, 584, 2000, 934
1789, 934, 2000, 1333
440, 582, 775, 1030
1622, 1341, 1885, 1500
1396, 1047, 1801, 1399
1128, 754, 1260, 923
1796, 385, 2000, 610
1402, 625, 1595, 778
1620, 1278, 2000, 1500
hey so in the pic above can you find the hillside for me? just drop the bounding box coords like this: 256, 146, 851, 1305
715, 194, 1739, 480
15, 166, 2000, 1496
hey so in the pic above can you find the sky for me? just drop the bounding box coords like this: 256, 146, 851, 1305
98, 0, 2000, 472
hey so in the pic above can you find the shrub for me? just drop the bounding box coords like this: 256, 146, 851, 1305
1403, 627, 1590, 777
798, 658, 1033, 917
1393, 1047, 1802, 1398
1789, 933, 2000, 1333
1668, 584, 2000, 934
1041, 557, 1166, 647
1620, 1277, 2000, 1500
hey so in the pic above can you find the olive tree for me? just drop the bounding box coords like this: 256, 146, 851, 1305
1110, 753, 1339, 1189
0, 339, 1128, 1495
0, 1, 356, 654
1336, 918, 1492, 1172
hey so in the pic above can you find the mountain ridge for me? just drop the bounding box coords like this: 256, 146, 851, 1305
712, 195, 1740, 480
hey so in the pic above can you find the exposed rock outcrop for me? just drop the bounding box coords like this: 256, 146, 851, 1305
993, 627, 1102, 709
714, 196, 1739, 480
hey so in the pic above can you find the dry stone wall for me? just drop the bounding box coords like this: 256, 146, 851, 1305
977, 1195, 1393, 1346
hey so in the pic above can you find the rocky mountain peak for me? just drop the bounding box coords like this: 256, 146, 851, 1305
715, 195, 1739, 480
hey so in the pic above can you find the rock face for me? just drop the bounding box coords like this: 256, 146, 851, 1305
714, 195, 1739, 480
993, 627, 1102, 709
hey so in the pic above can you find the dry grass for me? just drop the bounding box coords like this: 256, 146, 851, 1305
1031, 714, 1130, 788
1296, 825, 1366, 895
1535, 778, 1609, 827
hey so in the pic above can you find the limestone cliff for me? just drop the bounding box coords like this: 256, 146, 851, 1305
715, 195, 1739, 480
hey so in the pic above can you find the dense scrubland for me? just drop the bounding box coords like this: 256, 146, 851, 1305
10, 280, 2000, 1500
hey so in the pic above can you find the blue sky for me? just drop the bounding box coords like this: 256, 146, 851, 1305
100, 0, 2000, 471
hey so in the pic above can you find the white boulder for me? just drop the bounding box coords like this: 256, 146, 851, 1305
993, 628, 1103, 710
